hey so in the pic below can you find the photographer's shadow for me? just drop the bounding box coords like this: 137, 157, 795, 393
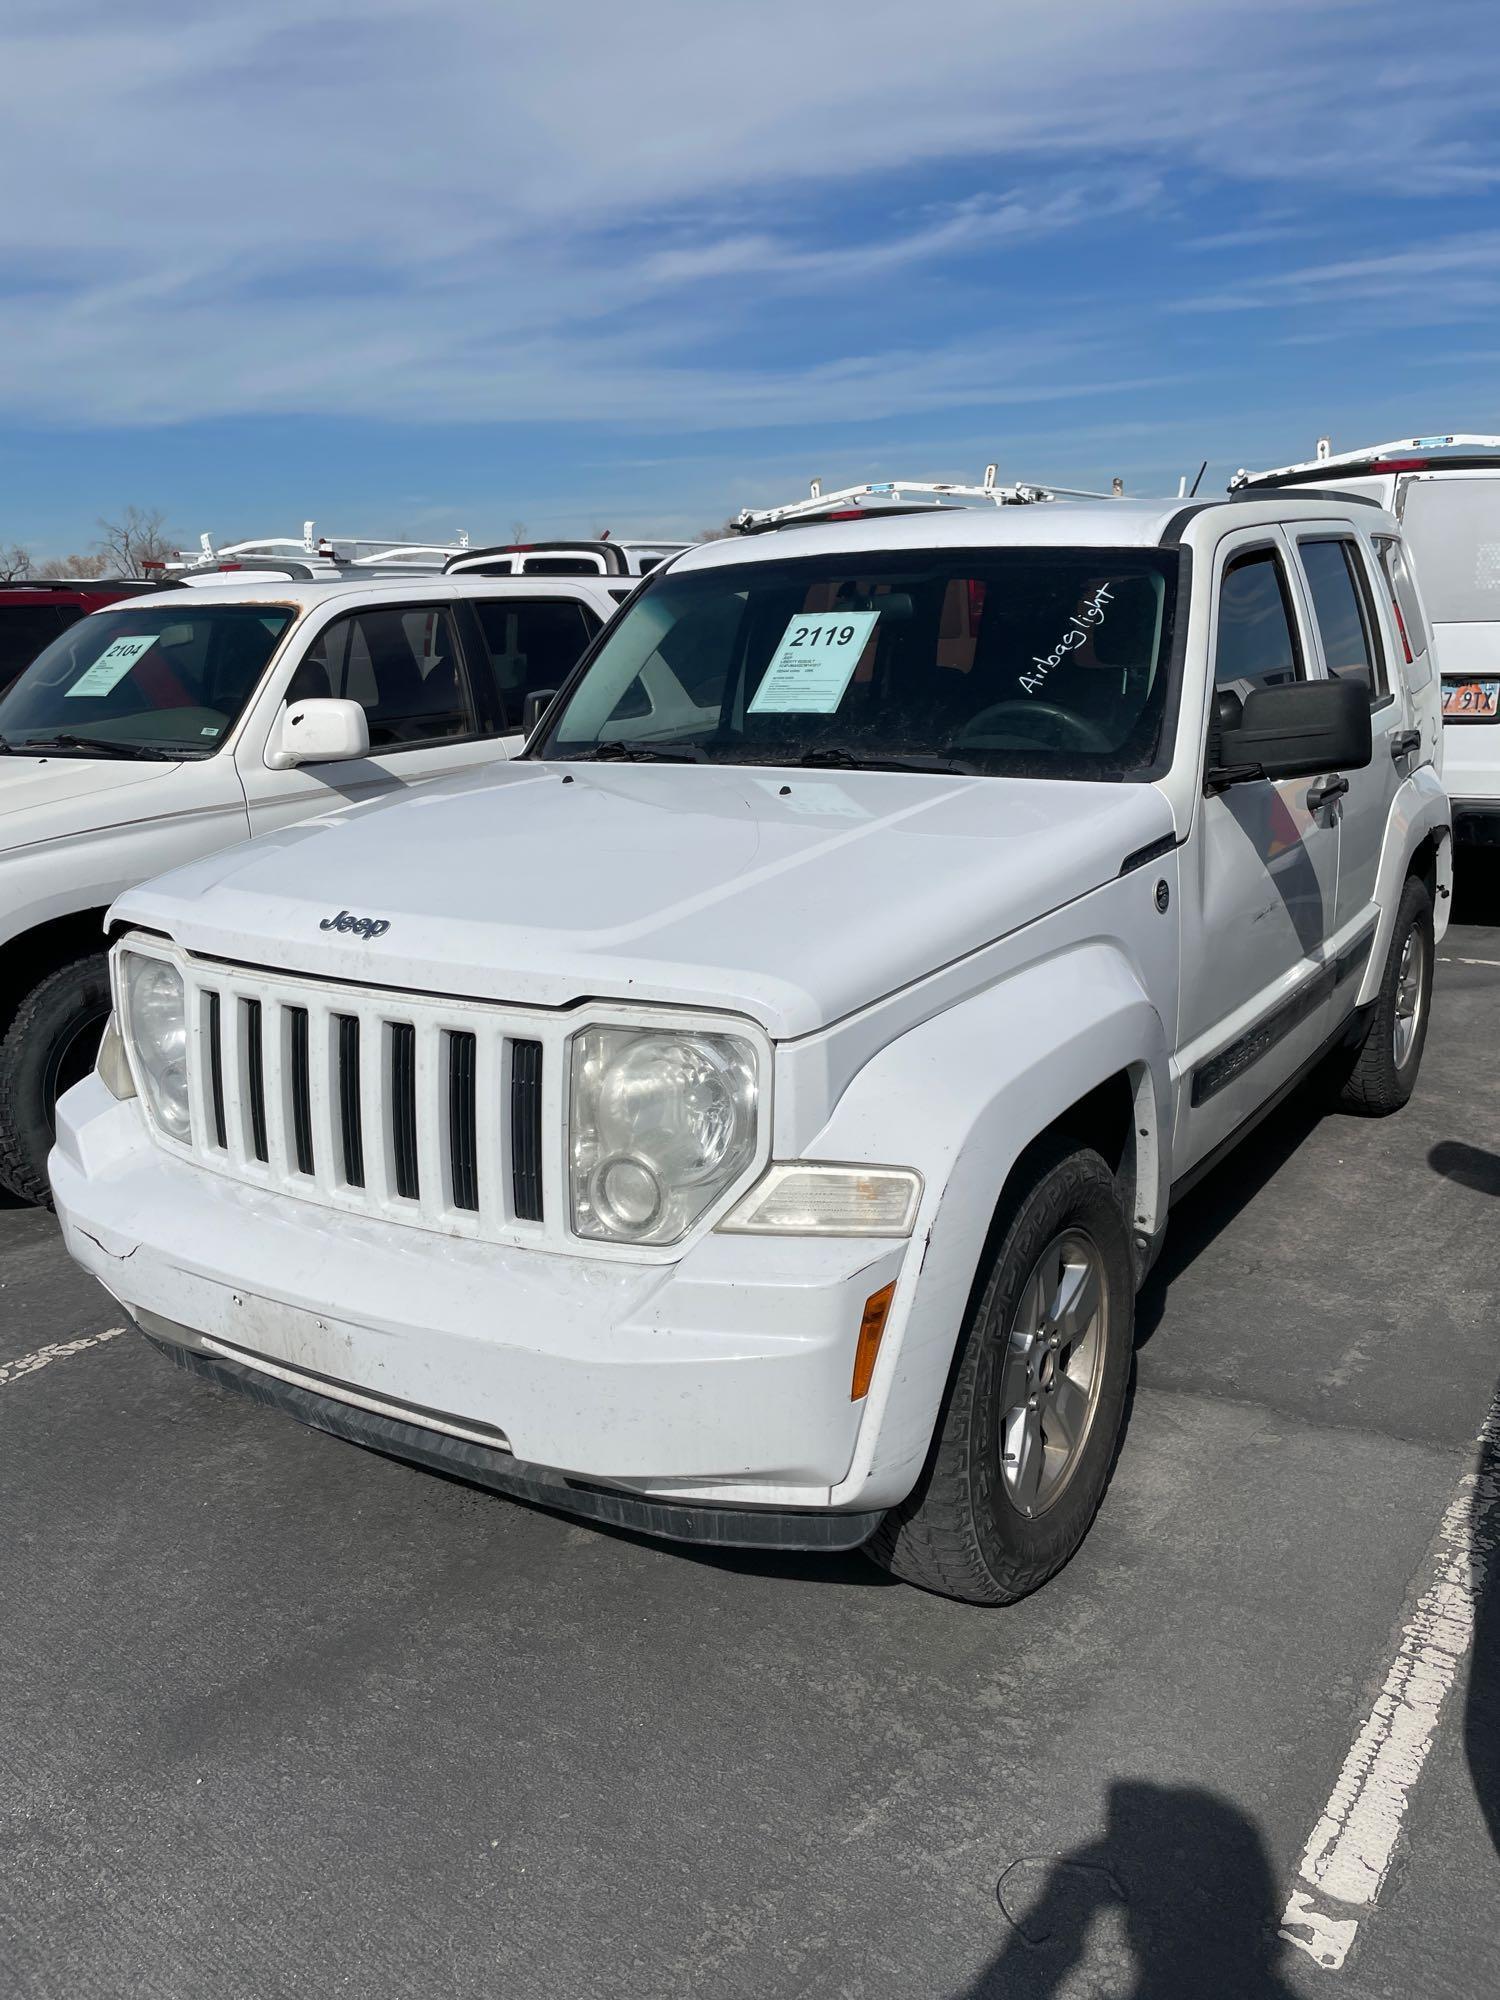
968, 1780, 1300, 1999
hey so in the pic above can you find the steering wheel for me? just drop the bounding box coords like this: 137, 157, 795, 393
954, 700, 1114, 753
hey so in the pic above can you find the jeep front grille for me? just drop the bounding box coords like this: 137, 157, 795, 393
176, 961, 560, 1243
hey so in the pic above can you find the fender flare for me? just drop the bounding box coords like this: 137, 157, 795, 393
805, 941, 1170, 1512
1359, 766, 1452, 1004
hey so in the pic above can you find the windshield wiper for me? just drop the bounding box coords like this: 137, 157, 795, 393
11, 734, 168, 761
795, 745, 977, 775
576, 740, 705, 763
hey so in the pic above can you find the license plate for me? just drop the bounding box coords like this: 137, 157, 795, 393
1442, 678, 1500, 719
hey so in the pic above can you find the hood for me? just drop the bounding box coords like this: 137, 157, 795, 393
114, 760, 1173, 1038
0, 753, 182, 850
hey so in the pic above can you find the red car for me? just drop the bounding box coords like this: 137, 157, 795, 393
0, 580, 178, 695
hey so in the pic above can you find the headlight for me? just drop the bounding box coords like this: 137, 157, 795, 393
119, 951, 191, 1141
569, 1026, 758, 1244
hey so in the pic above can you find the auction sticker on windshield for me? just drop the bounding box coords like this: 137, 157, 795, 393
748, 610, 880, 714
65, 635, 156, 698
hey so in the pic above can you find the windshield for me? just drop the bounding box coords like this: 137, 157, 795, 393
1399, 477, 1500, 625
0, 603, 296, 757
538, 547, 1181, 778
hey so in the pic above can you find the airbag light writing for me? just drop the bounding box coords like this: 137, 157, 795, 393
1020, 582, 1114, 696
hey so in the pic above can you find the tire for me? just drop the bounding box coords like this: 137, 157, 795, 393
866, 1138, 1134, 1605
0, 952, 113, 1206
1334, 874, 1434, 1117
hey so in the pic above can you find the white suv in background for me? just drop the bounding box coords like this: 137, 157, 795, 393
444, 538, 690, 584
53, 491, 1448, 1604
1235, 435, 1497, 843
0, 573, 618, 1203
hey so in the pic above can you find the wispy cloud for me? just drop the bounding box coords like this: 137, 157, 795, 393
1183, 231, 1500, 316
639, 179, 1164, 288
1, 0, 1498, 437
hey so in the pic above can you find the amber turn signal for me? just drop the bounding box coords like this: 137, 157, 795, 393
851, 1281, 897, 1401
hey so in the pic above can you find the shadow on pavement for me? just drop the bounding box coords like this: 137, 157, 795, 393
1133, 1092, 1323, 1349
1451, 842, 1500, 928
1429, 1139, 1500, 1197
967, 1780, 1299, 1998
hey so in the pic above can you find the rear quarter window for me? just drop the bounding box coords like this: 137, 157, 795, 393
1372, 536, 1434, 689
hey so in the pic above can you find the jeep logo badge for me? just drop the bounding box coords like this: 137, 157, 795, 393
320, 910, 391, 940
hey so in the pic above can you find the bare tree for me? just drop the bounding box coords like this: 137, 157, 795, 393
94, 505, 174, 575
509, 520, 529, 544
695, 518, 740, 542
37, 551, 108, 580
0, 544, 33, 581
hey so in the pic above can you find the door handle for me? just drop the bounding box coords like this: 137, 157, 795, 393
1305, 773, 1349, 814
1390, 729, 1421, 763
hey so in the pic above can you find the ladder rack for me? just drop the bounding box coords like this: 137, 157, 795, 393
1232, 435, 1500, 489
736, 468, 1125, 533
169, 522, 471, 574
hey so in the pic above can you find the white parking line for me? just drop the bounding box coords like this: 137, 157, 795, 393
1439, 955, 1500, 968
0, 1327, 125, 1391
1280, 1391, 1500, 1970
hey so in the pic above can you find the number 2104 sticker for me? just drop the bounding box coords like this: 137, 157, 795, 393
748, 610, 880, 714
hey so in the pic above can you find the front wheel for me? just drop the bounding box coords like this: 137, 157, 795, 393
866, 1138, 1134, 1605
0, 952, 112, 1206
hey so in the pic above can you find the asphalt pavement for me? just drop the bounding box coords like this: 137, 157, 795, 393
2, 860, 1498, 2000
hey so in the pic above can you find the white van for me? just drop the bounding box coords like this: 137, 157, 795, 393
1234, 436, 1498, 842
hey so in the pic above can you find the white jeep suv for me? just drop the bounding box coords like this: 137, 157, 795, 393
52, 493, 1450, 1603
0, 573, 618, 1203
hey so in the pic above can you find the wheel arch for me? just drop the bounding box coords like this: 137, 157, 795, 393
816, 942, 1171, 1513
0, 907, 112, 1039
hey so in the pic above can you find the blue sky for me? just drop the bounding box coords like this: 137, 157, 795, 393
3, 0, 1499, 556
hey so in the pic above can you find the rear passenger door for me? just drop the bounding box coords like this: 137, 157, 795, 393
1177, 530, 1341, 1173
240, 599, 510, 836
1285, 528, 1407, 968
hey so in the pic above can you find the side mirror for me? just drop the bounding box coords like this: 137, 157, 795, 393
1208, 676, 1372, 788
270, 697, 371, 769
522, 688, 558, 736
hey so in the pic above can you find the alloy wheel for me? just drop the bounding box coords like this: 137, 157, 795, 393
998, 1228, 1108, 1519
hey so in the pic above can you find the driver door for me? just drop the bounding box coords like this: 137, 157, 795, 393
1176, 529, 1341, 1175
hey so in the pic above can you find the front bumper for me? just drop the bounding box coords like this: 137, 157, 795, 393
138, 1324, 881, 1550
52, 1077, 909, 1537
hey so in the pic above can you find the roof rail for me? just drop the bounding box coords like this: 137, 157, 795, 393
168, 521, 470, 574
735, 467, 1126, 533
1231, 434, 1500, 490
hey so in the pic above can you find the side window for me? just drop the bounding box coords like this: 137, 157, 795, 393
1373, 536, 1434, 689
0, 605, 66, 686
469, 598, 599, 726
292, 606, 470, 750
1214, 547, 1304, 710
521, 556, 606, 576
1298, 538, 1387, 704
